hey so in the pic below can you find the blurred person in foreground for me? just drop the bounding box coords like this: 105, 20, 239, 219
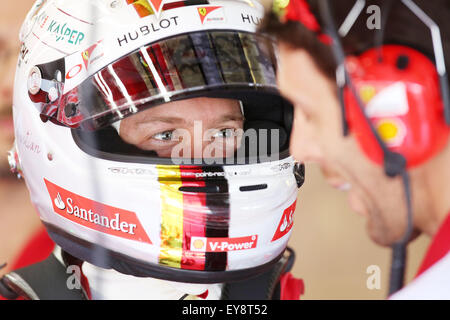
0, 0, 305, 300
260, 0, 450, 298
0, 0, 54, 278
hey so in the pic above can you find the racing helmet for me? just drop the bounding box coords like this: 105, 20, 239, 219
11, 0, 303, 283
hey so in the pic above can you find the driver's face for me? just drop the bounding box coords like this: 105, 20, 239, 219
118, 97, 244, 158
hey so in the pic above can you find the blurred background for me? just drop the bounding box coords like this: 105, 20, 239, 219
0, 0, 431, 299
0, 0, 44, 277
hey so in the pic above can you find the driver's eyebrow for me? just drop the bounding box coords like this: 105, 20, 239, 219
137, 116, 186, 125
136, 114, 244, 126
216, 114, 245, 123
209, 114, 245, 128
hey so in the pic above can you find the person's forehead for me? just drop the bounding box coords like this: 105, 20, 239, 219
278, 44, 317, 78
278, 44, 333, 105
129, 98, 242, 123
277, 47, 310, 98
175, 97, 239, 107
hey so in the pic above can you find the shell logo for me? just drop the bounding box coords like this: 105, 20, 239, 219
192, 238, 205, 250
376, 118, 407, 147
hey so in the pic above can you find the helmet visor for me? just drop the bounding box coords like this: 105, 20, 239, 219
31, 30, 278, 131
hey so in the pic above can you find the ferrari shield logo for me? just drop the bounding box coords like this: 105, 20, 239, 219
197, 6, 224, 24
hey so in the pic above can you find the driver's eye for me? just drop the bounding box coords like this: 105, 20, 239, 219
152, 130, 174, 141
212, 128, 235, 139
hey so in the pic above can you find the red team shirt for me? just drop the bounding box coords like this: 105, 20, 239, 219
391, 213, 450, 299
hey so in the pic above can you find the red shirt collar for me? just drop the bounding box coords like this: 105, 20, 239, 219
415, 212, 450, 277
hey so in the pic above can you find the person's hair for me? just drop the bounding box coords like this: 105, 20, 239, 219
260, 10, 336, 80
260, 0, 450, 80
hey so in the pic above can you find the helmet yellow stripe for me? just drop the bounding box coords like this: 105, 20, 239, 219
157, 165, 183, 268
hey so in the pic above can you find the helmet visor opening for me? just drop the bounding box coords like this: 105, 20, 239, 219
32, 30, 279, 132
72, 97, 293, 166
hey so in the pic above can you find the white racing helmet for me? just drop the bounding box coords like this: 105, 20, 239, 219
11, 0, 304, 283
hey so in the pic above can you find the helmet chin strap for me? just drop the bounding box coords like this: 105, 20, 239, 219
80, 259, 218, 300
